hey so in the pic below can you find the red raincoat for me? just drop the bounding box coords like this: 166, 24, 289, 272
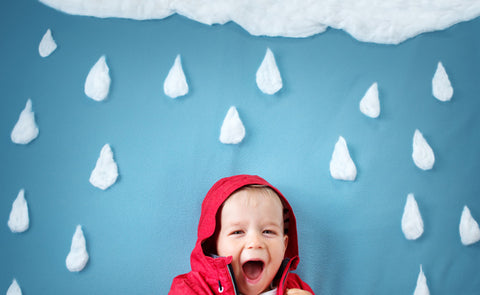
169, 175, 314, 295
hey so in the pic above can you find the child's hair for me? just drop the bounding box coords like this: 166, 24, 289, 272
202, 184, 289, 255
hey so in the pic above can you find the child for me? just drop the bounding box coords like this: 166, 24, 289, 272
169, 175, 314, 295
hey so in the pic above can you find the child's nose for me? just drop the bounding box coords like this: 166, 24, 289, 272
246, 232, 264, 249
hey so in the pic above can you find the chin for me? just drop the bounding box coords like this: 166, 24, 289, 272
239, 285, 269, 295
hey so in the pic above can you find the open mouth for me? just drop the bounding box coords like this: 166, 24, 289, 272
242, 260, 265, 282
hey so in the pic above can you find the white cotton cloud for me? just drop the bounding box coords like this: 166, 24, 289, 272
85, 55, 111, 101
8, 189, 29, 233
459, 206, 480, 246
89, 144, 119, 190
219, 106, 245, 144
256, 48, 282, 95
39, 29, 57, 58
359, 82, 380, 118
6, 279, 22, 295
66, 225, 89, 272
11, 99, 39, 145
414, 265, 430, 295
432, 62, 453, 102
38, 0, 480, 44
401, 193, 424, 240
164, 54, 189, 98
330, 136, 357, 181
412, 129, 435, 171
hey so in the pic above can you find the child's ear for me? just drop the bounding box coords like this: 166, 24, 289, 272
283, 234, 289, 251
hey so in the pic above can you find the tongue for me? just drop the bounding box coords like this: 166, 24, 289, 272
243, 261, 264, 280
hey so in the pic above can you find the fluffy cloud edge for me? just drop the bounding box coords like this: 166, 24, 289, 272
38, 0, 480, 44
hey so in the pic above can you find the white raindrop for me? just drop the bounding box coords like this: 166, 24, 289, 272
432, 61, 453, 102
412, 129, 435, 170
401, 193, 424, 240
39, 29, 57, 58
8, 189, 29, 233
66, 225, 89, 272
359, 82, 380, 118
11, 99, 39, 145
84, 55, 111, 101
413, 265, 430, 295
256, 48, 282, 95
89, 144, 119, 190
219, 106, 245, 144
459, 206, 480, 246
6, 279, 22, 295
164, 54, 188, 98
330, 136, 357, 181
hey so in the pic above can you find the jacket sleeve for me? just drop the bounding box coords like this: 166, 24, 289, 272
168, 273, 214, 295
168, 274, 197, 295
285, 273, 315, 294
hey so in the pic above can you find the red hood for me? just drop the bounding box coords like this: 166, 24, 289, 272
190, 175, 300, 275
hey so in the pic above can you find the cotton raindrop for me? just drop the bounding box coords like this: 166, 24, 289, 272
11, 99, 39, 145
89, 144, 119, 190
219, 106, 245, 144
256, 48, 282, 95
84, 55, 111, 101
432, 62, 453, 102
359, 82, 380, 118
8, 189, 29, 233
38, 29, 57, 57
413, 265, 430, 295
459, 206, 480, 246
401, 193, 423, 240
330, 136, 357, 181
412, 129, 435, 170
164, 54, 188, 98
66, 225, 89, 272
6, 279, 22, 295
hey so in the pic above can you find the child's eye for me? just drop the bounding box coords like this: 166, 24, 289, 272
230, 230, 244, 235
263, 230, 276, 235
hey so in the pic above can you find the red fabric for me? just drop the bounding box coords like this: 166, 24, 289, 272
169, 175, 314, 295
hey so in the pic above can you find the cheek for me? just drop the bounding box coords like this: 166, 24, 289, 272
216, 238, 237, 257
273, 238, 288, 259
283, 235, 288, 252
216, 239, 228, 256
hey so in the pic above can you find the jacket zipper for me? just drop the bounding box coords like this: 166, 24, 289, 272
227, 264, 238, 294
279, 268, 290, 294
277, 258, 294, 295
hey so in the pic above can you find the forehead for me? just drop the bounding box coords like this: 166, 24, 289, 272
221, 187, 284, 217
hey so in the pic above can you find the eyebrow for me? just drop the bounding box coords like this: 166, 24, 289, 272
263, 222, 283, 229
223, 221, 245, 228
263, 220, 283, 226
223, 221, 282, 228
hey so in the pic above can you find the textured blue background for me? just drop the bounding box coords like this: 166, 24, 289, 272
1, 1, 480, 294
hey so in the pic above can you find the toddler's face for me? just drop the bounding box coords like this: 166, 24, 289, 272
216, 189, 288, 295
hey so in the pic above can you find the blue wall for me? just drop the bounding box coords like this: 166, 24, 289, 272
1, 1, 480, 294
